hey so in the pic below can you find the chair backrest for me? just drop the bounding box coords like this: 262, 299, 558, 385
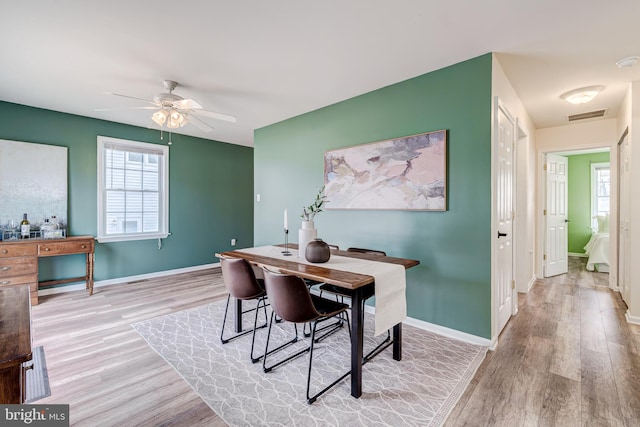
346, 247, 386, 256
263, 269, 319, 324
220, 257, 265, 300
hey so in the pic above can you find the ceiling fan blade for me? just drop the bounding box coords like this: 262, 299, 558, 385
189, 109, 237, 123
104, 92, 158, 106
94, 106, 159, 111
187, 114, 214, 132
173, 98, 202, 110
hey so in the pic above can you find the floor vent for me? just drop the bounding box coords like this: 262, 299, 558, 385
568, 109, 606, 122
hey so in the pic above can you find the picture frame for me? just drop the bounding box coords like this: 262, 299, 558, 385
324, 129, 447, 211
0, 139, 68, 231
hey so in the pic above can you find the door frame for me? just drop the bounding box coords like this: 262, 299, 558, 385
617, 127, 630, 300
535, 145, 617, 289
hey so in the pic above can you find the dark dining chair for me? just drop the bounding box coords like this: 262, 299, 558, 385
303, 243, 344, 341
318, 247, 392, 362
262, 268, 351, 404
344, 247, 386, 256
219, 257, 269, 363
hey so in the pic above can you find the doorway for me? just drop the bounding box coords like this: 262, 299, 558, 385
541, 147, 611, 279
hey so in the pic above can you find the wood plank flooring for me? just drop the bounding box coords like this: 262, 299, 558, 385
32, 269, 226, 427
31, 257, 640, 426
446, 257, 640, 427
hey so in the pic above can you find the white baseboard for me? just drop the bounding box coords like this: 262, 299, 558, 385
38, 262, 221, 297
527, 275, 536, 292
364, 305, 492, 348
568, 252, 587, 258
626, 310, 640, 325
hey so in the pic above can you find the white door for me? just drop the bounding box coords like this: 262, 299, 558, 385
496, 102, 515, 334
545, 154, 569, 277
618, 134, 630, 303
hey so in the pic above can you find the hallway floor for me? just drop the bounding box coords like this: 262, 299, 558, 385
445, 257, 640, 426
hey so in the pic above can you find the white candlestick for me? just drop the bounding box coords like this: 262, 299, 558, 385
284, 209, 288, 231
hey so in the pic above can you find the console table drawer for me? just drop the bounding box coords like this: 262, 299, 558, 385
0, 244, 38, 258
0, 274, 37, 287
39, 241, 92, 256
0, 258, 37, 278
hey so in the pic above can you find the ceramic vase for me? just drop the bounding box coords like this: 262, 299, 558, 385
298, 220, 317, 258
305, 238, 331, 263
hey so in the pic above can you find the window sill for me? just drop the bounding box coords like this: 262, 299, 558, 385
96, 232, 170, 244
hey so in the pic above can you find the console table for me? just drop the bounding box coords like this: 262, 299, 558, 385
0, 236, 95, 305
0, 284, 32, 404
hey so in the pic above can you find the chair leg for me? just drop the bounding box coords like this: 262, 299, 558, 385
250, 296, 269, 363
262, 312, 307, 373
357, 298, 392, 364
310, 293, 347, 342
363, 329, 392, 363
306, 314, 351, 404
220, 295, 268, 345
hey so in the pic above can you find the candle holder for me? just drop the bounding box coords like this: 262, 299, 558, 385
282, 228, 292, 256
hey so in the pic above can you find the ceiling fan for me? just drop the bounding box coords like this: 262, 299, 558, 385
96, 80, 236, 133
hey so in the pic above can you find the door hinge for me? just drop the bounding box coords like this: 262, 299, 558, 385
543, 254, 546, 261
544, 209, 547, 216
544, 164, 547, 171
512, 280, 516, 290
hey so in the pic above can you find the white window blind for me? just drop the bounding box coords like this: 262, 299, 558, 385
97, 136, 169, 243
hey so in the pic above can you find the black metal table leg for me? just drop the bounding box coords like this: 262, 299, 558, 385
393, 323, 402, 360
234, 298, 243, 333
350, 287, 365, 398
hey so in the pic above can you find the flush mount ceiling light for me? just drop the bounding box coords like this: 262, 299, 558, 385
560, 86, 604, 105
616, 56, 639, 69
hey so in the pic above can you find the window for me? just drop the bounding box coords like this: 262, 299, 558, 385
591, 162, 610, 230
97, 136, 169, 243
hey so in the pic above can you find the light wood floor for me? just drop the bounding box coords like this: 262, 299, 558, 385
446, 257, 640, 427
32, 269, 227, 426
32, 258, 640, 426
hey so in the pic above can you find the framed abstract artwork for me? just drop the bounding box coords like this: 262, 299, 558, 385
0, 139, 68, 229
324, 129, 447, 211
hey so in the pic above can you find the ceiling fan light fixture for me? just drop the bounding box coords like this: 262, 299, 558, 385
167, 110, 185, 129
152, 109, 169, 126
560, 86, 604, 105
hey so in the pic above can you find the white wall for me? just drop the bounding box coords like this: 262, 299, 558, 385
535, 119, 618, 283
491, 54, 537, 340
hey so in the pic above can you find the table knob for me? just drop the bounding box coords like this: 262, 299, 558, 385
1, 266, 10, 271
81, 245, 86, 249
0, 280, 10, 285
44, 247, 50, 251
1, 249, 7, 254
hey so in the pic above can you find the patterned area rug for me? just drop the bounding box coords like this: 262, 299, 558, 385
132, 301, 487, 427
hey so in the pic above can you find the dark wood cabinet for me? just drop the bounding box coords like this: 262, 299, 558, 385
0, 284, 32, 404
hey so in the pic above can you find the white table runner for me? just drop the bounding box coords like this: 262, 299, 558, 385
237, 245, 407, 336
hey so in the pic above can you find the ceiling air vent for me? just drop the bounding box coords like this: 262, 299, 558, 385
568, 109, 606, 122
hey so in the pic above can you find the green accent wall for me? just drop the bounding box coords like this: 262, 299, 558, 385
254, 54, 493, 338
567, 151, 610, 254
0, 101, 254, 285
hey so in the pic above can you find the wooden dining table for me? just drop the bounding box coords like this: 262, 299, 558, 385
215, 244, 419, 398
